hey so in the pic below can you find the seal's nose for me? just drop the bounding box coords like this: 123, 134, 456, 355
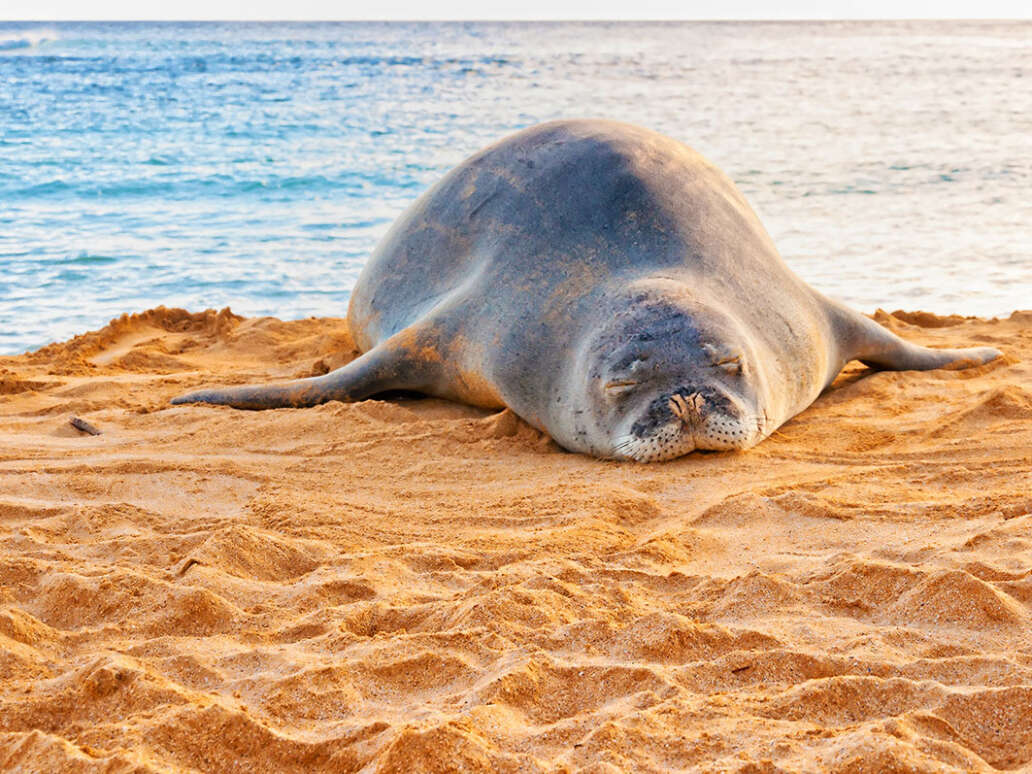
669, 392, 705, 424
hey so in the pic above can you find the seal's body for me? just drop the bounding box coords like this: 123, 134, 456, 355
173, 120, 999, 461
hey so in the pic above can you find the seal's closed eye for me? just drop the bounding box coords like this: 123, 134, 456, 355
604, 379, 638, 395
702, 343, 743, 375
714, 355, 742, 375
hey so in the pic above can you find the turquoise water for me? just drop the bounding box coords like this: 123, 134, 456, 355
1, 21, 1029, 354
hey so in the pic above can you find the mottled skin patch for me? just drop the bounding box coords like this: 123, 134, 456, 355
173, 120, 1000, 461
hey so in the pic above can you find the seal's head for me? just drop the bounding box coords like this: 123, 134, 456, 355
566, 280, 774, 462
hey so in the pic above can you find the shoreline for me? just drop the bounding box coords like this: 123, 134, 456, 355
1, 306, 1030, 771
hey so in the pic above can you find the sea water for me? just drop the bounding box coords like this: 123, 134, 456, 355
1, 21, 1029, 354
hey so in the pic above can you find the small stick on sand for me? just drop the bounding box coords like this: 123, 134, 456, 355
70, 417, 101, 436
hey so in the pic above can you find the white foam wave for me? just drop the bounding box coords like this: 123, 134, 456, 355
0, 28, 58, 53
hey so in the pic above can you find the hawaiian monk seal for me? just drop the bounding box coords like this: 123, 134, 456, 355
172, 119, 1000, 461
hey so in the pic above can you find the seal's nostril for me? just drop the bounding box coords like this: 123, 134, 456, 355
687, 392, 705, 415
668, 393, 690, 421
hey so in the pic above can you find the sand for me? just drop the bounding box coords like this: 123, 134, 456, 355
1, 306, 1030, 773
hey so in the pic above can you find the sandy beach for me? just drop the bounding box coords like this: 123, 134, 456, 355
1, 306, 1031, 772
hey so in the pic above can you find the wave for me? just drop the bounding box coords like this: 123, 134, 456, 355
0, 28, 58, 53
3, 170, 425, 201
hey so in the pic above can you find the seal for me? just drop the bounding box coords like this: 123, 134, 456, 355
172, 120, 1000, 461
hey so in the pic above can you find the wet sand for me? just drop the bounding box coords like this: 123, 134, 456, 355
1, 306, 1031, 772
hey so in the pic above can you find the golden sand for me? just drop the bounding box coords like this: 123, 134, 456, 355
1, 307, 1031, 772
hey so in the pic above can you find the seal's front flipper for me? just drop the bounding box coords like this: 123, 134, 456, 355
860, 340, 1001, 371
832, 303, 1001, 372
171, 333, 428, 409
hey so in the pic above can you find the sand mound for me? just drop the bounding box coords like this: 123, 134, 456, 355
1, 307, 1030, 772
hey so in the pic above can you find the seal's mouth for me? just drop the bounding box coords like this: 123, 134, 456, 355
611, 389, 767, 462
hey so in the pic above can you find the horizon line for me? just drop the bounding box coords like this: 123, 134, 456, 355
4, 17, 1030, 22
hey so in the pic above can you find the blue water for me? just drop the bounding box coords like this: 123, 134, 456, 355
1, 21, 1029, 354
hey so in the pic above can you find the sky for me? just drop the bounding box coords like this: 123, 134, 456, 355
3, 0, 1030, 21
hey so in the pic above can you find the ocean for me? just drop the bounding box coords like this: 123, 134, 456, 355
1, 20, 1029, 355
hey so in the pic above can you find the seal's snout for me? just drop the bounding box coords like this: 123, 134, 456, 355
668, 392, 705, 425
612, 383, 765, 462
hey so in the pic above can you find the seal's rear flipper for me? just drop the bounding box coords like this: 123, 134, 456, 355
170, 334, 426, 409
831, 303, 1001, 372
